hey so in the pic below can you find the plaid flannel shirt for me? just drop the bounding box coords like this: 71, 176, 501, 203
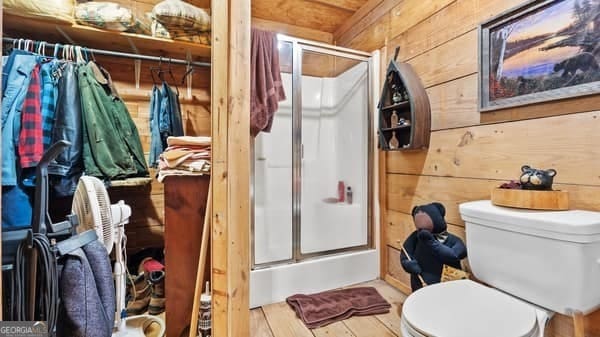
40, 61, 58, 150
19, 64, 43, 168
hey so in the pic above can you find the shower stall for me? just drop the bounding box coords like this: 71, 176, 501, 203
250, 35, 379, 308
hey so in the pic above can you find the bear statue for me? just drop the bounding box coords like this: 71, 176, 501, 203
400, 202, 467, 292
519, 165, 556, 190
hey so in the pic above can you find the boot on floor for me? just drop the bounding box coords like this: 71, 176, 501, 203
148, 270, 165, 315
126, 272, 151, 316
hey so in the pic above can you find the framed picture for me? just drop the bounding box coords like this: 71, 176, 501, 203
479, 0, 600, 112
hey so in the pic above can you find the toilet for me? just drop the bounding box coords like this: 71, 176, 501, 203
400, 200, 600, 337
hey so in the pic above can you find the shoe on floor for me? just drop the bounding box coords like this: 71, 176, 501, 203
148, 270, 165, 315
126, 272, 151, 316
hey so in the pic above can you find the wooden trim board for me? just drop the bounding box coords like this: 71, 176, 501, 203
211, 0, 251, 336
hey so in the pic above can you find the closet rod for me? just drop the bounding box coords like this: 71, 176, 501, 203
2, 37, 211, 67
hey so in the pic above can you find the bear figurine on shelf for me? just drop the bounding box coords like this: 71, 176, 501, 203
519, 165, 557, 190
400, 202, 467, 291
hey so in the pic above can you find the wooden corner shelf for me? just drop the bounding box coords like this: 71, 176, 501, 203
381, 124, 411, 132
381, 101, 410, 111
378, 57, 430, 151
2, 13, 211, 62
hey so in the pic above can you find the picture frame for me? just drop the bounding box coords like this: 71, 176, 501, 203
479, 0, 600, 112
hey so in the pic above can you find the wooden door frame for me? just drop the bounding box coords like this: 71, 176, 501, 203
210, 0, 251, 336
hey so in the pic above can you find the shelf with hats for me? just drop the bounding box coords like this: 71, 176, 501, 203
2, 13, 211, 62
378, 47, 431, 151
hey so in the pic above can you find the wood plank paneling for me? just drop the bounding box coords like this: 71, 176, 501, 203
480, 94, 600, 125
387, 111, 600, 186
252, 18, 333, 43
262, 302, 314, 337
389, 0, 525, 61
343, 316, 396, 337
387, 174, 600, 226
334, 0, 386, 43
335, 0, 400, 48
427, 74, 479, 130
252, 0, 354, 33
343, 13, 390, 52
368, 280, 407, 335
313, 322, 356, 337
250, 308, 275, 337
407, 29, 478, 88
388, 0, 455, 38
211, 0, 251, 335
386, 246, 411, 292
308, 0, 366, 12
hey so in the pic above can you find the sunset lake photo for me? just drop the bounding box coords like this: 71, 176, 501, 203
488, 0, 600, 102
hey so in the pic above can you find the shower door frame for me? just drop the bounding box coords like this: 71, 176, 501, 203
251, 35, 375, 270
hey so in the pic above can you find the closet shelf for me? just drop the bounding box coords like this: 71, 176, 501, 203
3, 14, 211, 62
108, 177, 153, 187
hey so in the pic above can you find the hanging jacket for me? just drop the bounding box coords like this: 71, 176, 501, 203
78, 62, 148, 180
49, 62, 84, 197
1, 51, 39, 186
149, 82, 184, 168
99, 65, 148, 177
158, 82, 184, 149
148, 85, 162, 167
40, 59, 60, 151
57, 240, 115, 337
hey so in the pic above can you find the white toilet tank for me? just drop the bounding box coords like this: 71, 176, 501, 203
459, 200, 600, 315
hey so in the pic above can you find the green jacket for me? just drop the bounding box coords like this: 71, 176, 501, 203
78, 63, 148, 180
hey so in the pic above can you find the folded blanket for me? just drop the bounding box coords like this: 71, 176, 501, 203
286, 287, 391, 329
167, 136, 211, 147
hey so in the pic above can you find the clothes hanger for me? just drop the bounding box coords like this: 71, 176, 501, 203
150, 56, 163, 85
53, 43, 62, 59
167, 58, 179, 95
180, 60, 194, 85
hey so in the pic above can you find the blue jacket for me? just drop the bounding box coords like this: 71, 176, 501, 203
2, 51, 39, 186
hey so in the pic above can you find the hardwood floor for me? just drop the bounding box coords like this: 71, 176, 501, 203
250, 279, 407, 337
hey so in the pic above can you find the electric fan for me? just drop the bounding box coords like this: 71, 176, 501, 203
72, 176, 165, 337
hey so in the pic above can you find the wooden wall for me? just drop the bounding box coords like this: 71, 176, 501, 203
92, 55, 211, 251
336, 0, 600, 336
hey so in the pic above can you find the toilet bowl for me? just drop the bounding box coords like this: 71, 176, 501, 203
400, 280, 549, 337
399, 200, 600, 337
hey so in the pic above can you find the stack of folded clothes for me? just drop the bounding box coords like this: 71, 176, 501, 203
157, 136, 211, 182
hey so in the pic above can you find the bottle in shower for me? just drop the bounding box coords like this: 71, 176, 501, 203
346, 186, 353, 204
338, 181, 345, 202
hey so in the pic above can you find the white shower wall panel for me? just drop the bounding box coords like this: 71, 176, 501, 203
301, 63, 369, 254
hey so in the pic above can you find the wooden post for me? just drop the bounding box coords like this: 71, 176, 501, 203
211, 0, 251, 336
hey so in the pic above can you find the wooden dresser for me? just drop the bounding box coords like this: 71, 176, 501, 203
164, 175, 211, 337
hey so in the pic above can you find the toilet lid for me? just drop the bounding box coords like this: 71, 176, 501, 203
402, 280, 537, 337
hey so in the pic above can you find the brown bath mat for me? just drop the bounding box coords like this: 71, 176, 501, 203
286, 287, 391, 329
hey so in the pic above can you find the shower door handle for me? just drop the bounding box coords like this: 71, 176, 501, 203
301, 144, 304, 159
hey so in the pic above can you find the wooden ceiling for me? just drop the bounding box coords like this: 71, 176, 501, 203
252, 0, 370, 33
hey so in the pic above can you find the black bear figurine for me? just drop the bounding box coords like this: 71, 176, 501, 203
519, 165, 557, 190
399, 202, 467, 291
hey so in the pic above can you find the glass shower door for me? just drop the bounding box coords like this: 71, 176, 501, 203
298, 47, 371, 256
252, 40, 294, 266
